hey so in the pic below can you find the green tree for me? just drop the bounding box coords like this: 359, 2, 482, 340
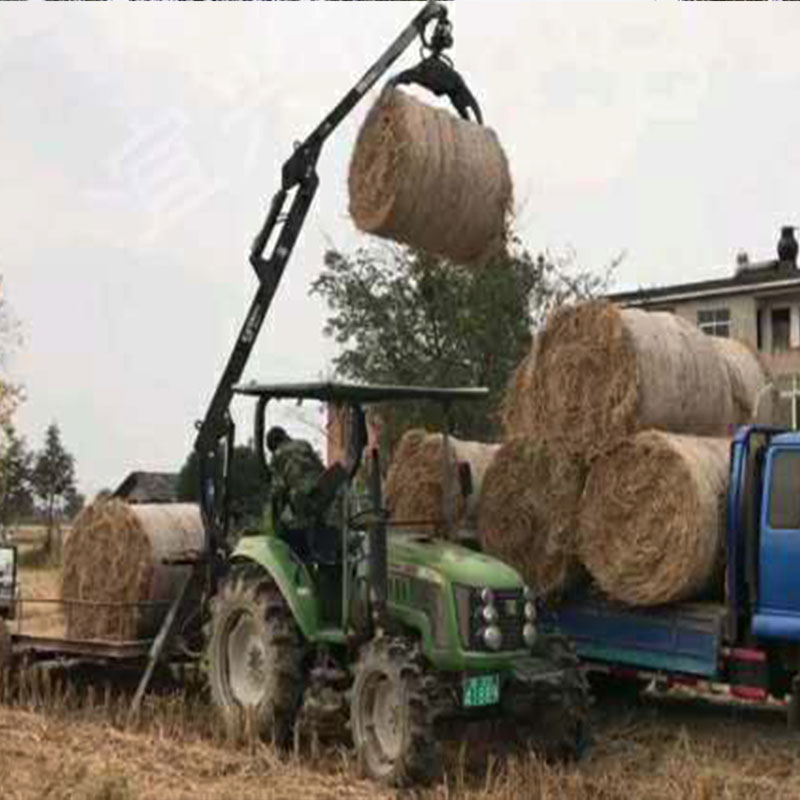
310, 238, 617, 446
64, 487, 85, 520
0, 277, 23, 428
0, 423, 33, 534
177, 444, 270, 530
32, 422, 77, 554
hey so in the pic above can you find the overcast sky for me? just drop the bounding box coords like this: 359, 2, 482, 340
1, 2, 798, 497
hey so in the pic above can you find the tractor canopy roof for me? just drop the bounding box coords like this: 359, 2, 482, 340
233, 380, 489, 405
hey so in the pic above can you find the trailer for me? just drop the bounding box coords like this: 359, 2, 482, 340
543, 425, 800, 722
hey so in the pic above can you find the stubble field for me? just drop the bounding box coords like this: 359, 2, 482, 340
2, 529, 800, 800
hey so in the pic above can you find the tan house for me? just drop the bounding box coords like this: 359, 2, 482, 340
609, 226, 800, 428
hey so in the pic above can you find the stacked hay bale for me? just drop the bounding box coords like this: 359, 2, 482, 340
477, 437, 586, 597
479, 300, 774, 605
578, 432, 730, 606
385, 429, 499, 537
62, 500, 204, 640
348, 88, 513, 265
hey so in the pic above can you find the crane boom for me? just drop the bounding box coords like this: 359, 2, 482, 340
193, 0, 464, 553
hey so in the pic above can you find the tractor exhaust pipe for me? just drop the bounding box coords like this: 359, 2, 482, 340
368, 446, 388, 632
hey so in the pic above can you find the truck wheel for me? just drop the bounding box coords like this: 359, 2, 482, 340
588, 671, 648, 703
788, 674, 800, 731
350, 637, 440, 787
206, 567, 303, 746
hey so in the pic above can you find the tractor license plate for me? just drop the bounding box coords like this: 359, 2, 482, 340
463, 674, 500, 708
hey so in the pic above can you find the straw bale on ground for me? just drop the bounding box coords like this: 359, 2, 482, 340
61, 500, 204, 641
578, 431, 730, 607
384, 429, 499, 536
477, 437, 586, 598
348, 88, 512, 264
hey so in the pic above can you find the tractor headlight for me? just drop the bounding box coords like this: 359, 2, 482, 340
483, 625, 503, 651
523, 623, 537, 648
524, 601, 536, 621
454, 584, 526, 652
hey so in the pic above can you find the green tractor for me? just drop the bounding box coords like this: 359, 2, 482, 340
120, 4, 589, 785
203, 381, 589, 786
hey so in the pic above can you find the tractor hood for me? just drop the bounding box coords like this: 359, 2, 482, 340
387, 531, 524, 590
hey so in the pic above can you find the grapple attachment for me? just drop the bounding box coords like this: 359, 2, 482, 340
388, 13, 483, 125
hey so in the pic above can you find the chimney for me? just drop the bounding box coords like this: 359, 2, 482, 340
777, 225, 798, 267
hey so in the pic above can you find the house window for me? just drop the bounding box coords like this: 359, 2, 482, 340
757, 309, 763, 351
776, 374, 800, 430
697, 308, 730, 338
772, 308, 791, 352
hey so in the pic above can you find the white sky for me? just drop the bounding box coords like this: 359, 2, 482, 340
1, 2, 799, 496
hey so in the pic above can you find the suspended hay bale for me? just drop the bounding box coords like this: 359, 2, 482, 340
578, 431, 730, 607
348, 88, 513, 264
711, 336, 776, 425
385, 428, 499, 536
61, 500, 204, 641
477, 438, 586, 598
527, 301, 735, 457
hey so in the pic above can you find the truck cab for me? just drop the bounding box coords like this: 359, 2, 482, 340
730, 427, 800, 647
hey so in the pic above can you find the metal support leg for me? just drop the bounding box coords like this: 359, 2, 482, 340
129, 569, 197, 721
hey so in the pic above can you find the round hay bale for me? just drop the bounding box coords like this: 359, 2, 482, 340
526, 301, 735, 457
385, 428, 499, 536
500, 341, 539, 438
61, 500, 204, 641
348, 87, 512, 265
711, 336, 776, 425
476, 437, 586, 598
578, 431, 730, 607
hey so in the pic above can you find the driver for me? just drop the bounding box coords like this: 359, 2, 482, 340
266, 426, 341, 561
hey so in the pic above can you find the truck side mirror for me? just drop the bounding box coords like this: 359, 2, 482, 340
458, 461, 473, 499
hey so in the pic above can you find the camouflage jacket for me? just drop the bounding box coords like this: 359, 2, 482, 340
270, 439, 326, 531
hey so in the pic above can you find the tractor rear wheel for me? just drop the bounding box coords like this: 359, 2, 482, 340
350, 637, 440, 787
206, 567, 303, 745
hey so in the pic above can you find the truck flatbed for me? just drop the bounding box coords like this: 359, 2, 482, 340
545, 598, 727, 679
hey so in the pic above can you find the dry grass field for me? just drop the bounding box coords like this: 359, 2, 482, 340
1, 685, 799, 800
4, 528, 800, 799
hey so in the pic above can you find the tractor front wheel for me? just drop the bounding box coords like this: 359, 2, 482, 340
206, 567, 303, 746
524, 633, 591, 761
350, 637, 440, 787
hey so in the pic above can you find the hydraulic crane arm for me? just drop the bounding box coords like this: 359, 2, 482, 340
194, 0, 477, 554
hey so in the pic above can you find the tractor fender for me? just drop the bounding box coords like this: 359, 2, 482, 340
230, 535, 319, 640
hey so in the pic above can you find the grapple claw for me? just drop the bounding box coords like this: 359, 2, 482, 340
388, 57, 483, 125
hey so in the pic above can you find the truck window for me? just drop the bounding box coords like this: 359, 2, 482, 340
768, 450, 800, 529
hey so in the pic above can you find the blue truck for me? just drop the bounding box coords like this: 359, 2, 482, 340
544, 424, 800, 722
